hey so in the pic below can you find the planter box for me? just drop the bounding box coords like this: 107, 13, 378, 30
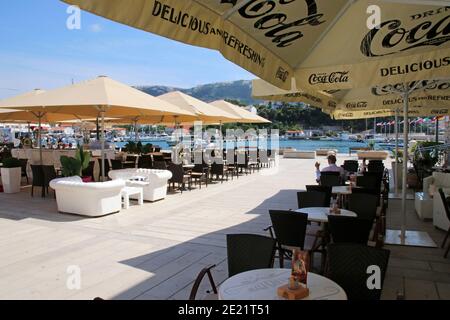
392, 161, 403, 189
1, 167, 21, 193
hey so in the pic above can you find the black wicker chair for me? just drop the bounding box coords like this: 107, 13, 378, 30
189, 265, 218, 300
167, 163, 191, 193
31, 164, 45, 197
305, 186, 332, 207
43, 165, 57, 196
123, 155, 137, 169
110, 159, 123, 170
438, 188, 450, 258
210, 163, 228, 182
297, 191, 329, 209
328, 216, 373, 244
153, 160, 167, 170
138, 154, 153, 169
19, 158, 29, 184
343, 160, 359, 173
189, 163, 209, 188
348, 193, 378, 222
320, 172, 341, 187
266, 210, 308, 268
326, 243, 390, 300
226, 234, 276, 277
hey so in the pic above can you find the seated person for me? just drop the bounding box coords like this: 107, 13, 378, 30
315, 154, 345, 182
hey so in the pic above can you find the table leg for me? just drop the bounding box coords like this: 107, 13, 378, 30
138, 191, 143, 206
123, 194, 130, 210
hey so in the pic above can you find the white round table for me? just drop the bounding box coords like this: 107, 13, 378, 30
294, 207, 357, 223
219, 268, 347, 300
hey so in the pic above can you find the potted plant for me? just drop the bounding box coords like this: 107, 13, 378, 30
60, 146, 92, 181
1, 157, 22, 193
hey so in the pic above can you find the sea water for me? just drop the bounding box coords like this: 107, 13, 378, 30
115, 139, 375, 154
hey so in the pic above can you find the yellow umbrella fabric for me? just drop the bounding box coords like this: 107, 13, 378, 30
252, 78, 450, 118
157, 91, 240, 123
0, 76, 196, 119
210, 100, 271, 124
63, 0, 450, 91
0, 109, 87, 123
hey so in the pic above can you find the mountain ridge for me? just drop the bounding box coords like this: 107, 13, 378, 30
136, 80, 261, 105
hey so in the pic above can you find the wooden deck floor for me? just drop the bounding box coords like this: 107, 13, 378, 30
0, 156, 449, 300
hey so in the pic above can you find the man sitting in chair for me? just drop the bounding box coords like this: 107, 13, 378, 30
315, 154, 344, 183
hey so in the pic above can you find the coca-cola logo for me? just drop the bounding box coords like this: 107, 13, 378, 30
361, 8, 450, 57
345, 101, 368, 109
431, 108, 449, 115
309, 71, 349, 85
275, 66, 289, 82
222, 0, 325, 48
372, 80, 450, 96
328, 101, 337, 108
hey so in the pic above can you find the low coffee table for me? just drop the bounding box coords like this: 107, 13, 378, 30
121, 186, 144, 209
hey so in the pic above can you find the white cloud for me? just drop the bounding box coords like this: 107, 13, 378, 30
89, 24, 102, 33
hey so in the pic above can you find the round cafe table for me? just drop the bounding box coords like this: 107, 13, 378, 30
218, 268, 347, 300
294, 207, 357, 223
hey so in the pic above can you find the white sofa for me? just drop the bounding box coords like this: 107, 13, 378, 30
423, 172, 450, 231
50, 176, 125, 217
108, 168, 172, 202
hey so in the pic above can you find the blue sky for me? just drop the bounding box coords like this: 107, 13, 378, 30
0, 0, 254, 99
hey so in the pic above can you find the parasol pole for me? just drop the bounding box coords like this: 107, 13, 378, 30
435, 118, 439, 143
400, 91, 409, 242
134, 119, 139, 142
395, 108, 399, 191
100, 108, 106, 181
38, 113, 43, 165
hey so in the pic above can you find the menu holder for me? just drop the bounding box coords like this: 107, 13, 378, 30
277, 249, 310, 300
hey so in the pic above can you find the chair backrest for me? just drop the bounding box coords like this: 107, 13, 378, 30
226, 234, 276, 277
138, 155, 153, 169
348, 193, 378, 221
167, 163, 184, 183
297, 191, 329, 208
320, 174, 341, 187
327, 243, 390, 300
343, 160, 359, 173
305, 185, 332, 206
368, 162, 385, 173
269, 210, 308, 249
82, 161, 95, 180
31, 165, 44, 186
328, 216, 373, 244
110, 159, 123, 170
210, 162, 225, 175
356, 175, 379, 191
19, 158, 28, 174
193, 163, 208, 174
153, 160, 167, 170
152, 154, 164, 161
438, 188, 450, 221
42, 165, 57, 186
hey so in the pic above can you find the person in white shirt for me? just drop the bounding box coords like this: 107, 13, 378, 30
315, 154, 345, 182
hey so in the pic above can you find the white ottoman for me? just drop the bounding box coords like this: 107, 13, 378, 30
121, 186, 144, 209
415, 192, 433, 220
